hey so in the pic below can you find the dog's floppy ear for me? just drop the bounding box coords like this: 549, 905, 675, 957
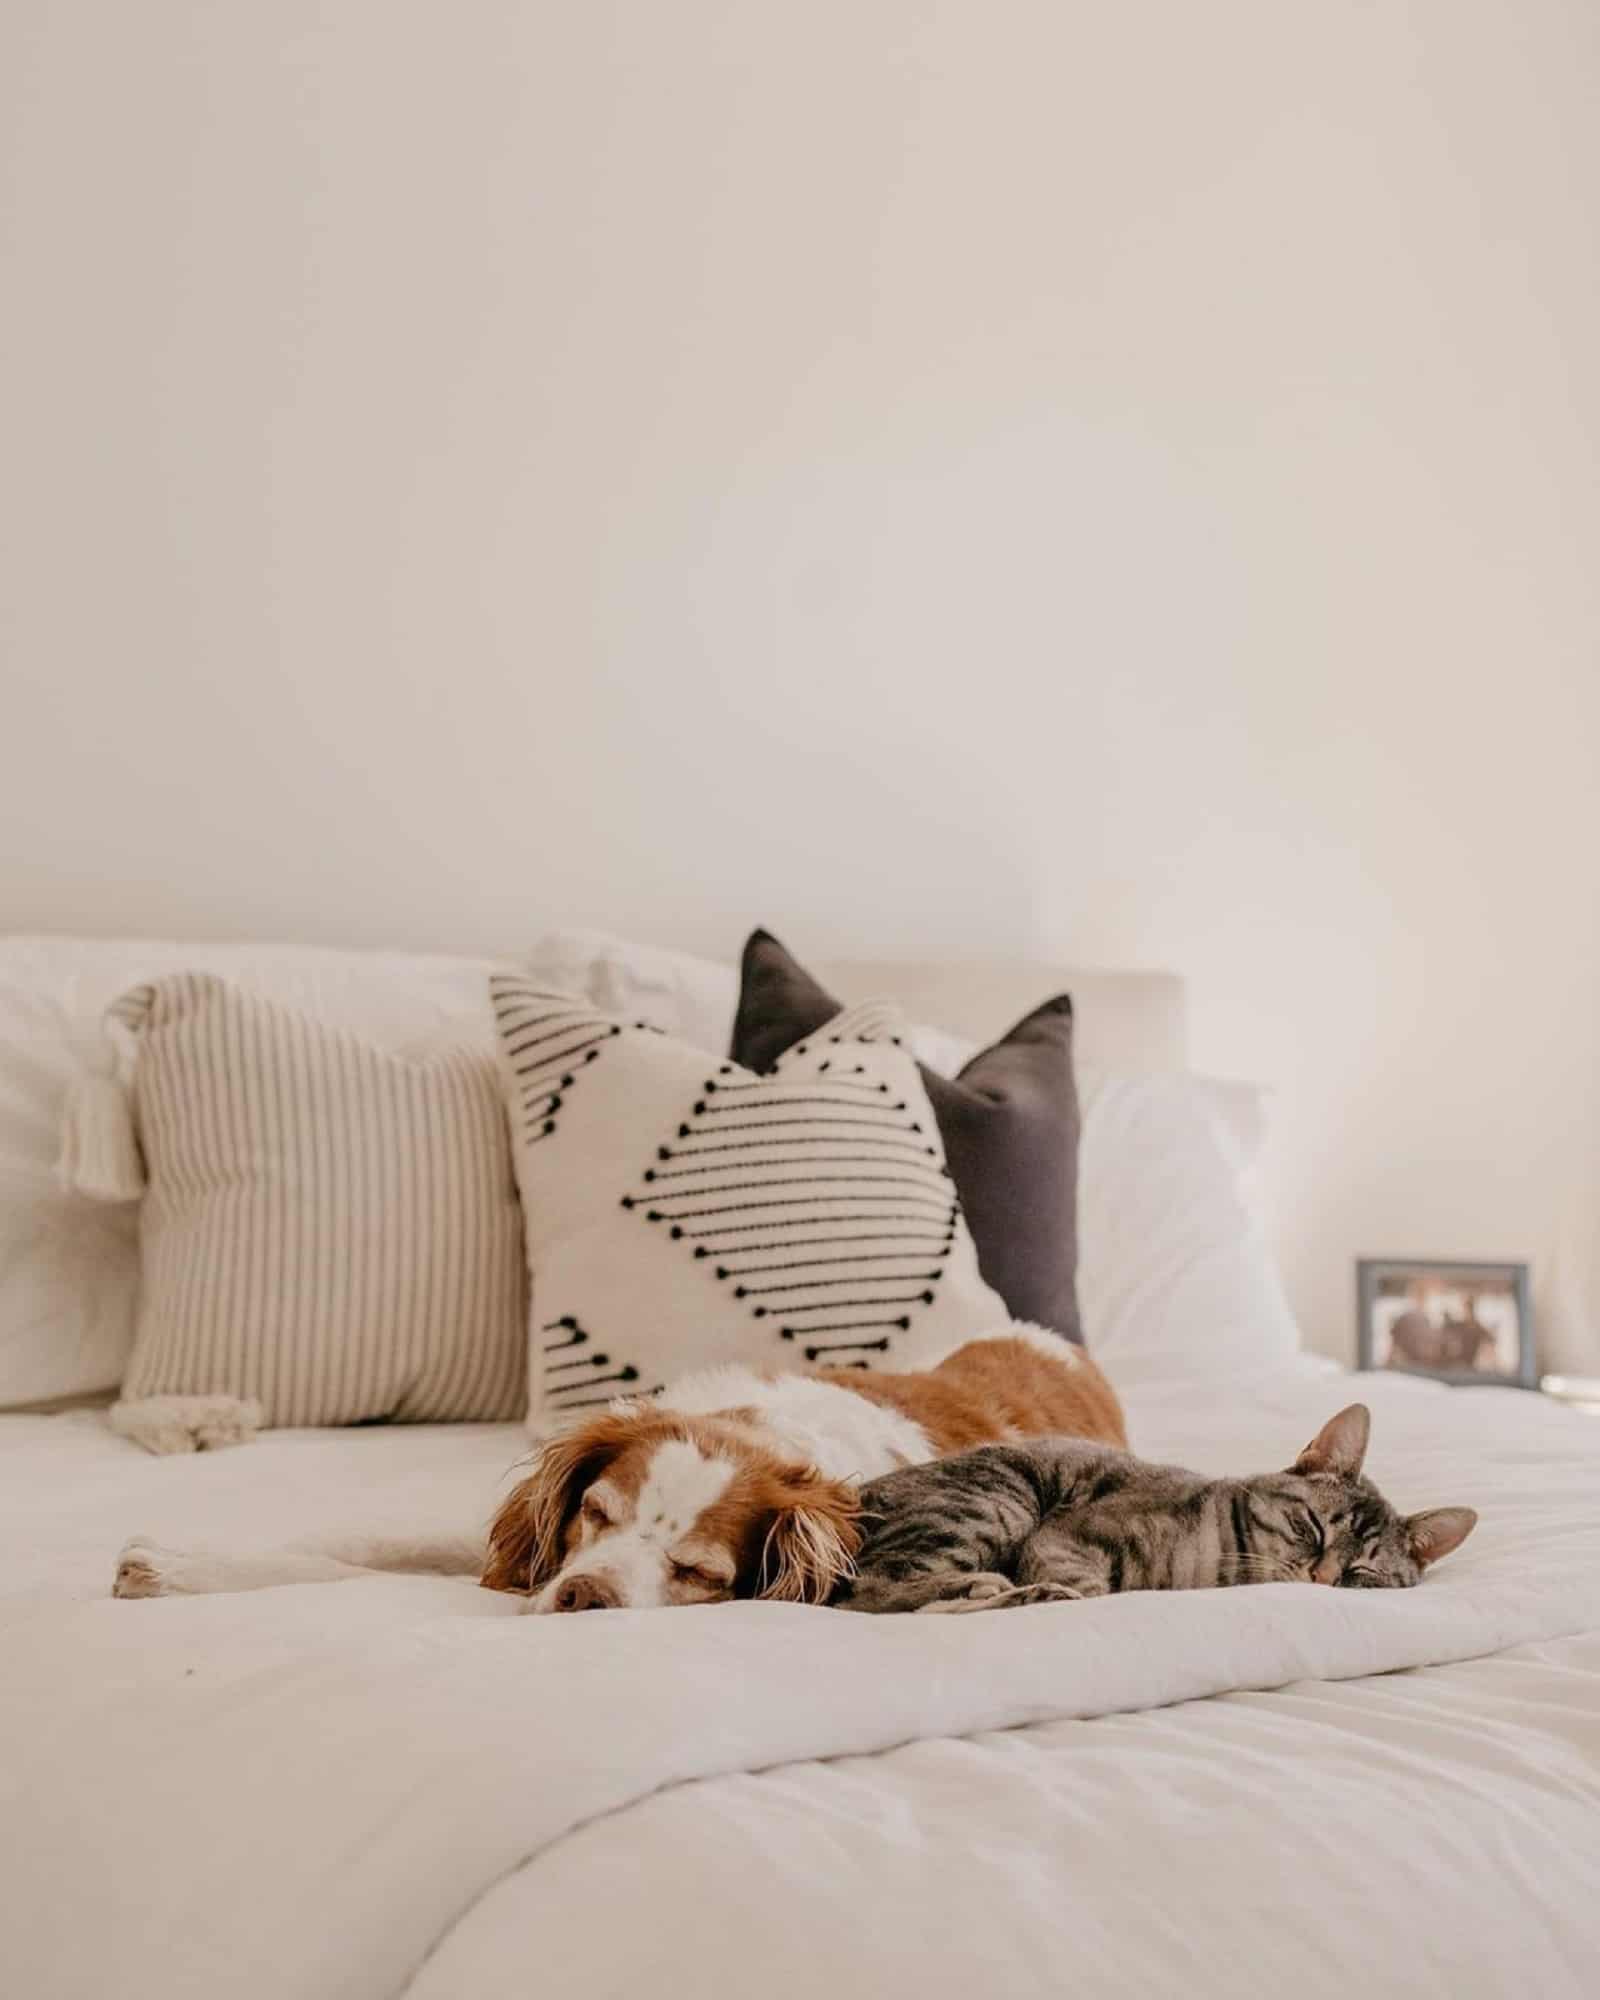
757, 1470, 862, 1605
481, 1409, 640, 1594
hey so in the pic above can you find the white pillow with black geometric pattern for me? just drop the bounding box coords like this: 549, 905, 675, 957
489, 977, 1007, 1434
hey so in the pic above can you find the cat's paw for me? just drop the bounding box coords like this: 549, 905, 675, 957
915, 1572, 1025, 1614
917, 1577, 1085, 1614
959, 1573, 1016, 1601
1008, 1581, 1086, 1606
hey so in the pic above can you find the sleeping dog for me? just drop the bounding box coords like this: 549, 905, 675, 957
111, 1325, 1126, 1611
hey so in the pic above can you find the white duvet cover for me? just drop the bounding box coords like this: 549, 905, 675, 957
4, 1362, 1599, 2000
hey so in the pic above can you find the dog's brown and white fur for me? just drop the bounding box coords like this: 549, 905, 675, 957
112, 1326, 1125, 1611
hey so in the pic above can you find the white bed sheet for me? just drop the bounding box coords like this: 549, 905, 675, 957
4, 1363, 1599, 1999
414, 1633, 1600, 2000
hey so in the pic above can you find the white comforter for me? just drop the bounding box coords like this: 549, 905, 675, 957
4, 1363, 1599, 2000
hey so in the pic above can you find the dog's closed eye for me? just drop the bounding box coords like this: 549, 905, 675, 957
670, 1555, 733, 1592
578, 1482, 624, 1533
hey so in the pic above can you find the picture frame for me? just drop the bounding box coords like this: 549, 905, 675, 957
1356, 1257, 1535, 1389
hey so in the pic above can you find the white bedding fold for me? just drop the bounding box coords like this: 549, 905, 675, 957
3, 1370, 1597, 2000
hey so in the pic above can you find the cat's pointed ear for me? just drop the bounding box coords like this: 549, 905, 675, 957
1293, 1404, 1371, 1479
1406, 1506, 1477, 1569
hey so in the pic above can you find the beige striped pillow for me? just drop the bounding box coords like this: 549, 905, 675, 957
110, 974, 526, 1425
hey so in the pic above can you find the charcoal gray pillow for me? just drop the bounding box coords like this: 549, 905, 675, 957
731, 930, 1082, 1345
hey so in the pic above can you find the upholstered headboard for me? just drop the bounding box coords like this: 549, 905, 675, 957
817, 962, 1187, 1073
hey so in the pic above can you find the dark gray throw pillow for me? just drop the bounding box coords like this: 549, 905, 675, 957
731, 930, 1082, 1345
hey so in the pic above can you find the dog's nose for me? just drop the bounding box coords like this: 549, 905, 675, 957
551, 1572, 620, 1613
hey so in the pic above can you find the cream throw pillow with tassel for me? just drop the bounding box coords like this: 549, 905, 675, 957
63, 973, 527, 1434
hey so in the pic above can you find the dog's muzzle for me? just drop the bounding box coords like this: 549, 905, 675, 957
544, 1571, 621, 1613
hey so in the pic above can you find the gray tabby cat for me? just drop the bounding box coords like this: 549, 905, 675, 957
833, 1404, 1477, 1614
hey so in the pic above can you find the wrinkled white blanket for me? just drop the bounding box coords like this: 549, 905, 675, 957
3, 1365, 1598, 1999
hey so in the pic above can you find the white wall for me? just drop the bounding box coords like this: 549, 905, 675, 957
4, 2, 1598, 1365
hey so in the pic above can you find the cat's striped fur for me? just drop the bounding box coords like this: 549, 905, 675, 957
833, 1404, 1477, 1614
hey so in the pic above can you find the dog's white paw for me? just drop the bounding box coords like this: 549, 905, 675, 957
113, 1536, 184, 1599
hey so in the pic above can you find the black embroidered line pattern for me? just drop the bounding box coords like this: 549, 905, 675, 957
790, 1336, 893, 1362
689, 1108, 915, 1128
645, 1162, 949, 1195
513, 1032, 615, 1074
735, 1273, 941, 1298
675, 1217, 957, 1245
640, 1173, 951, 1201
491, 977, 629, 1146
552, 1385, 667, 1411
783, 1317, 912, 1335
755, 1290, 936, 1315
624, 1020, 963, 1367
510, 1032, 608, 1064
711, 1251, 952, 1277
629, 1193, 956, 1222
541, 1316, 589, 1353
694, 1096, 905, 1116
538, 1314, 655, 1408
549, 1366, 643, 1398
644, 1161, 944, 1191
656, 1133, 938, 1160
706, 1077, 889, 1097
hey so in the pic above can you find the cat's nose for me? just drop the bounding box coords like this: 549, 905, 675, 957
1312, 1553, 1343, 1586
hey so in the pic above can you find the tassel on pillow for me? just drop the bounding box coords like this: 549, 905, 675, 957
110, 1395, 262, 1455
57, 1032, 146, 1201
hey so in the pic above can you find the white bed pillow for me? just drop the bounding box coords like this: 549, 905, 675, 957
102, 973, 526, 1426
0, 935, 502, 1408
0, 978, 141, 1407
523, 928, 975, 1075
1076, 1068, 1299, 1383
489, 976, 1007, 1433
523, 929, 739, 1055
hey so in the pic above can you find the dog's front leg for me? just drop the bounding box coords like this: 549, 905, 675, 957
111, 1532, 484, 1599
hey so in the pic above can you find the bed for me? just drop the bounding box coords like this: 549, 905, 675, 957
4, 950, 1599, 1999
